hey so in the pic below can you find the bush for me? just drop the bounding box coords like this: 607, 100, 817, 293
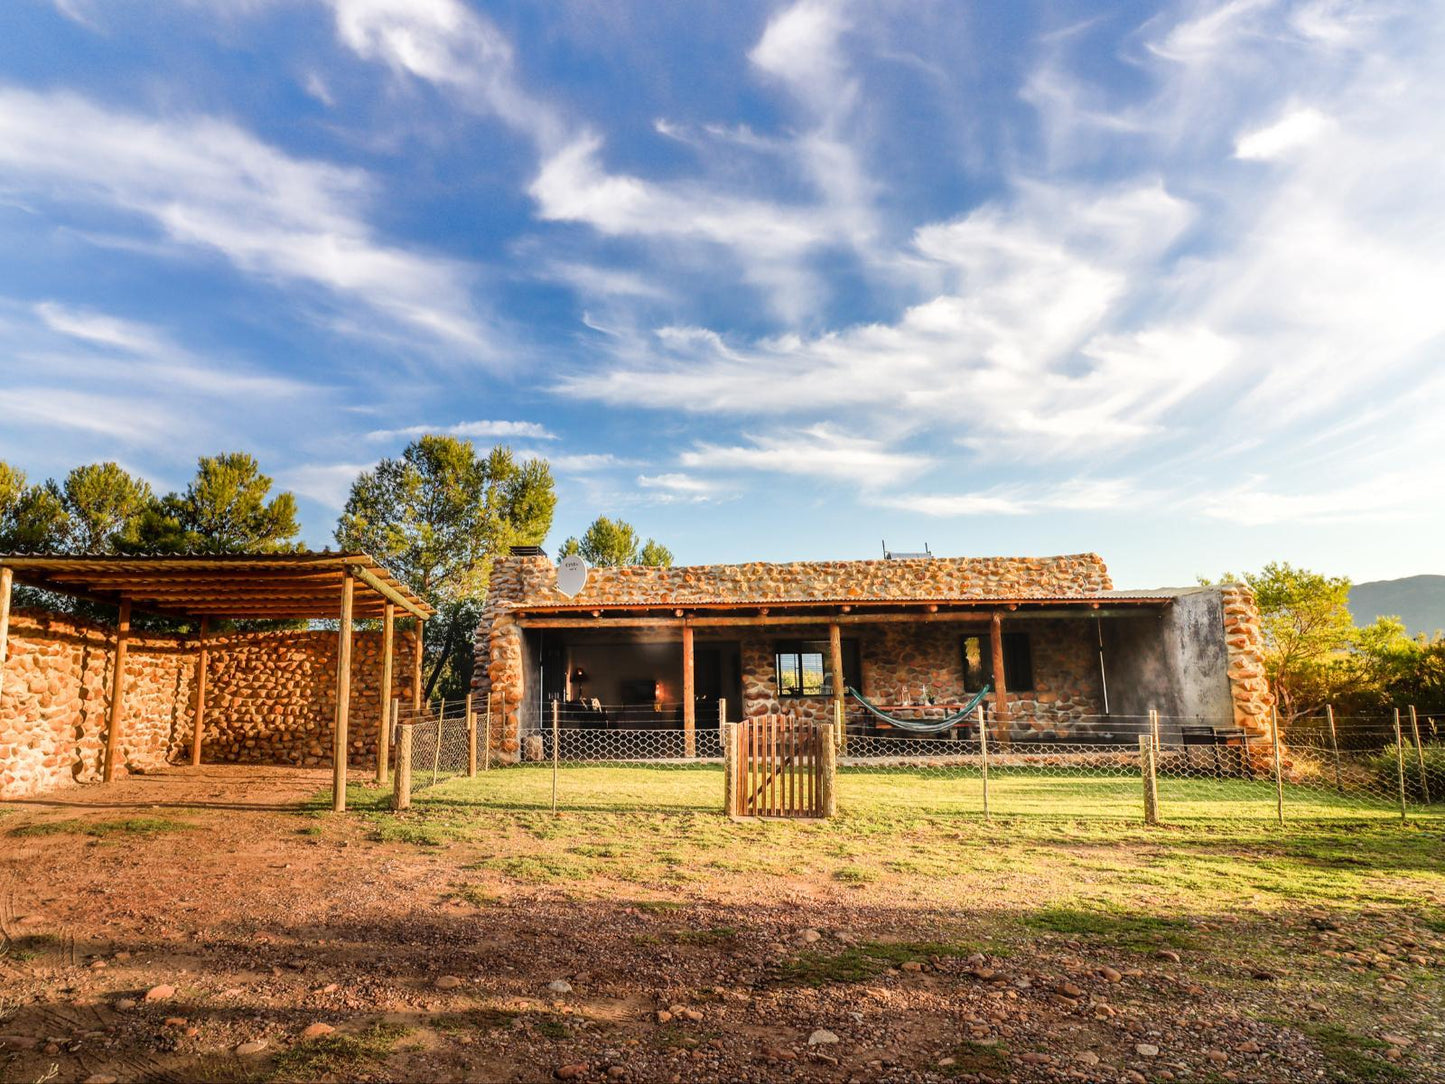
1370, 743, 1445, 803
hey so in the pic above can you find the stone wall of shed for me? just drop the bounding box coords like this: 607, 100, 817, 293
737, 620, 1103, 736
1, 610, 418, 800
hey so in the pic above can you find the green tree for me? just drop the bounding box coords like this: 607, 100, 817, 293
560, 516, 673, 568
1206, 562, 1355, 721
130, 453, 301, 554
0, 461, 68, 551
60, 462, 153, 552
335, 436, 556, 698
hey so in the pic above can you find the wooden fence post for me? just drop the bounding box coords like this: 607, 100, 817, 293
723, 720, 736, 816
977, 705, 990, 823
1270, 705, 1285, 826
466, 693, 477, 777
818, 721, 837, 818
1408, 706, 1430, 805
1140, 736, 1159, 825
393, 720, 412, 811
1393, 709, 1408, 822
190, 616, 209, 767
103, 600, 132, 783
1325, 704, 1343, 793
432, 697, 445, 787
551, 699, 560, 815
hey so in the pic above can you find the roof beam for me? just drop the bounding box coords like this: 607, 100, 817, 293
350, 562, 430, 621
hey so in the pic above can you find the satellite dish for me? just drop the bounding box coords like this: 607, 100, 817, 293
556, 554, 589, 598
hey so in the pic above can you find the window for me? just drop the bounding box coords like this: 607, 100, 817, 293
775, 639, 859, 697
961, 632, 1034, 692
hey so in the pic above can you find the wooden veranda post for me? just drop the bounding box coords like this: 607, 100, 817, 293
190, 616, 210, 767
828, 620, 844, 712
989, 610, 1009, 739
103, 599, 132, 783
332, 570, 355, 813
0, 567, 12, 723
376, 602, 395, 785
682, 623, 696, 758
412, 618, 425, 711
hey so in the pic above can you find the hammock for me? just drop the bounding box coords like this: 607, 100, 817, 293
846, 685, 991, 733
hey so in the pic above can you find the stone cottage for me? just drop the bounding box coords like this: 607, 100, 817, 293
472, 548, 1271, 758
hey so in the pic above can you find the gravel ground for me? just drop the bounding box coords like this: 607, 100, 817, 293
0, 765, 1441, 1083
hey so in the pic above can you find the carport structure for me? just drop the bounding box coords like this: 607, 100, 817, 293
0, 552, 433, 811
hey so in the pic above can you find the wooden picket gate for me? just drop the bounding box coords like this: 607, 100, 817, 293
727, 714, 834, 818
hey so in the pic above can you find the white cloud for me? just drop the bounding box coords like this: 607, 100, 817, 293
680, 426, 930, 489
638, 473, 716, 494
366, 419, 556, 441
279, 462, 371, 508
0, 87, 491, 354
1234, 107, 1332, 159
874, 478, 1141, 518
325, 0, 566, 151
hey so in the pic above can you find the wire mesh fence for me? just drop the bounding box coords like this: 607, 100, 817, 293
381, 698, 1444, 825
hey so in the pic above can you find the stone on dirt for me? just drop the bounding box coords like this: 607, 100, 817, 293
808, 1029, 839, 1045
301, 1023, 335, 1039
235, 1039, 269, 1055
555, 1063, 589, 1080
435, 975, 463, 989
143, 984, 175, 1002
549, 980, 574, 993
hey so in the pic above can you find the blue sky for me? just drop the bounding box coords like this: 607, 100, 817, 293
2, 0, 1442, 587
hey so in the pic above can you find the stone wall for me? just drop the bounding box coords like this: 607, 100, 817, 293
737, 620, 1103, 736
1, 609, 419, 800
1220, 585, 1274, 737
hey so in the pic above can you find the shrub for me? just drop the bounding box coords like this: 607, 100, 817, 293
1370, 743, 1445, 803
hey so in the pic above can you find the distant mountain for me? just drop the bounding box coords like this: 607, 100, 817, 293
1349, 576, 1445, 638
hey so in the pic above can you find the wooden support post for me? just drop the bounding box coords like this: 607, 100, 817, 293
466, 693, 477, 777
0, 567, 12, 724
431, 698, 445, 786
332, 571, 355, 813
977, 705, 990, 822
1408, 706, 1430, 805
989, 610, 1009, 739
1149, 707, 1160, 753
376, 602, 395, 785
1326, 704, 1343, 793
1270, 705, 1285, 826
412, 618, 425, 711
1140, 736, 1159, 825
393, 719, 412, 811
818, 721, 837, 818
190, 617, 210, 767
103, 599, 132, 783
1393, 708, 1408, 822
682, 623, 696, 758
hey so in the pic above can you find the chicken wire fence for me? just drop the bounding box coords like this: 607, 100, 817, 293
384, 699, 1444, 825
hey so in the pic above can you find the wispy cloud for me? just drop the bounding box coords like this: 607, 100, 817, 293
0, 87, 492, 354
366, 420, 557, 442
680, 426, 930, 490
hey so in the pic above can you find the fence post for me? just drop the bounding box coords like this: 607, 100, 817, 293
818, 722, 837, 818
432, 698, 445, 787
466, 693, 477, 777
723, 721, 737, 816
1393, 709, 1408, 822
1325, 703, 1343, 793
1149, 707, 1160, 753
977, 705, 990, 823
551, 699, 560, 816
1408, 706, 1430, 805
1139, 736, 1159, 825
392, 721, 412, 811
484, 691, 494, 771
1270, 705, 1285, 826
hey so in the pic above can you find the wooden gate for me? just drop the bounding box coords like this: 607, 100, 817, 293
731, 715, 829, 818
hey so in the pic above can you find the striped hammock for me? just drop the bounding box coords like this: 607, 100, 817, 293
846, 685, 992, 733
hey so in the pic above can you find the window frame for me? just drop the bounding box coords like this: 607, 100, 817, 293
960, 631, 1035, 693
774, 638, 859, 698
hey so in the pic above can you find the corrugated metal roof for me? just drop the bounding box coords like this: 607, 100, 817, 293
513, 592, 1177, 612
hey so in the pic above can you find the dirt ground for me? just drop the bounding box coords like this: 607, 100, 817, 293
1, 765, 1442, 1084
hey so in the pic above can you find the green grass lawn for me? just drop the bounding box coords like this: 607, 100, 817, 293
389, 761, 1439, 825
